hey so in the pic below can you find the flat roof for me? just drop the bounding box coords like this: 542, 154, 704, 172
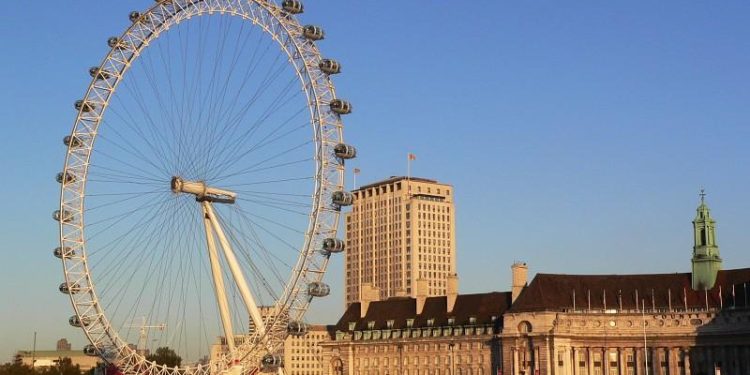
356, 176, 450, 191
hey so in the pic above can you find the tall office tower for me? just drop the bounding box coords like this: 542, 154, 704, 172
344, 176, 456, 306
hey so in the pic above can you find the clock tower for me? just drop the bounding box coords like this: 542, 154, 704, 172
691, 190, 722, 290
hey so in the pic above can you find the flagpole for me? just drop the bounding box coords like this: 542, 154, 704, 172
407, 153, 416, 196
353, 168, 360, 190
642, 299, 649, 375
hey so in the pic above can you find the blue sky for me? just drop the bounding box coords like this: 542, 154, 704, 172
1, 1, 749, 361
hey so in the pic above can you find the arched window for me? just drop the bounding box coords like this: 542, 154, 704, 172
518, 321, 533, 333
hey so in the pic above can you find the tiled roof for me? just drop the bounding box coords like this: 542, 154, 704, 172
330, 292, 512, 333
509, 268, 750, 312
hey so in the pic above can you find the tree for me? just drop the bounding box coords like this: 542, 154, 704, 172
0, 362, 34, 375
145, 347, 181, 368
36, 358, 82, 375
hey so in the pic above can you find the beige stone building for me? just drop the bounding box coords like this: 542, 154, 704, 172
284, 325, 328, 375
321, 277, 511, 375
503, 268, 750, 375
500, 197, 750, 375
322, 198, 750, 375
345, 176, 456, 306
14, 349, 100, 371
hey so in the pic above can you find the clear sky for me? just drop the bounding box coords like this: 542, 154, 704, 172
1, 0, 749, 362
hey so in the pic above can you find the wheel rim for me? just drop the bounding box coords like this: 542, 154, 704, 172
57, 1, 350, 374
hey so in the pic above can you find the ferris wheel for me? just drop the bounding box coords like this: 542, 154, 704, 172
54, 1, 355, 374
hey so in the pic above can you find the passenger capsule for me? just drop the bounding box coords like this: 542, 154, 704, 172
302, 25, 324, 41
56, 171, 76, 185
307, 281, 330, 297
329, 99, 352, 115
319, 59, 341, 75
322, 238, 345, 253
59, 282, 81, 295
69, 315, 92, 327
260, 354, 283, 372
129, 11, 141, 23
107, 37, 129, 50
287, 320, 308, 336
53, 209, 74, 223
282, 0, 304, 14
89, 67, 112, 80
74, 100, 95, 113
331, 191, 354, 207
333, 143, 356, 159
83, 345, 99, 357
63, 135, 84, 148
54, 246, 75, 259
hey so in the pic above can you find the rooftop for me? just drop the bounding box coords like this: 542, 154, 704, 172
510, 268, 750, 313
330, 292, 512, 334
355, 176, 448, 191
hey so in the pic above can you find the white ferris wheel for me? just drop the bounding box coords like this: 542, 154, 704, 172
54, 1, 355, 374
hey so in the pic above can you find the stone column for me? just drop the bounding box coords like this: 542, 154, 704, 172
635, 348, 642, 375
550, 345, 557, 375
588, 347, 595, 375
513, 347, 520, 375
618, 348, 626, 375
347, 345, 354, 375
601, 347, 609, 375
573, 347, 579, 375
682, 348, 690, 375
668, 347, 678, 375
535, 345, 541, 375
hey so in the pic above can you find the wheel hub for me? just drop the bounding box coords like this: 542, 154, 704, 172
171, 176, 237, 204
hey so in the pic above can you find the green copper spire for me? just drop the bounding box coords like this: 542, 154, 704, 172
691, 189, 722, 290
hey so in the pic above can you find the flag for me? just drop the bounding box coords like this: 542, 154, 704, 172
408, 153, 416, 161
353, 168, 360, 174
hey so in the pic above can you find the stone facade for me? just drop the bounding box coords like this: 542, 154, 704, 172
345, 176, 456, 305
320, 292, 512, 375
14, 350, 100, 370
284, 324, 328, 375
502, 307, 750, 375
502, 268, 750, 375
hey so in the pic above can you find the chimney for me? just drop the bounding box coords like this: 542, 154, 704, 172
511, 262, 528, 303
446, 273, 459, 313
415, 278, 429, 315
360, 283, 380, 318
